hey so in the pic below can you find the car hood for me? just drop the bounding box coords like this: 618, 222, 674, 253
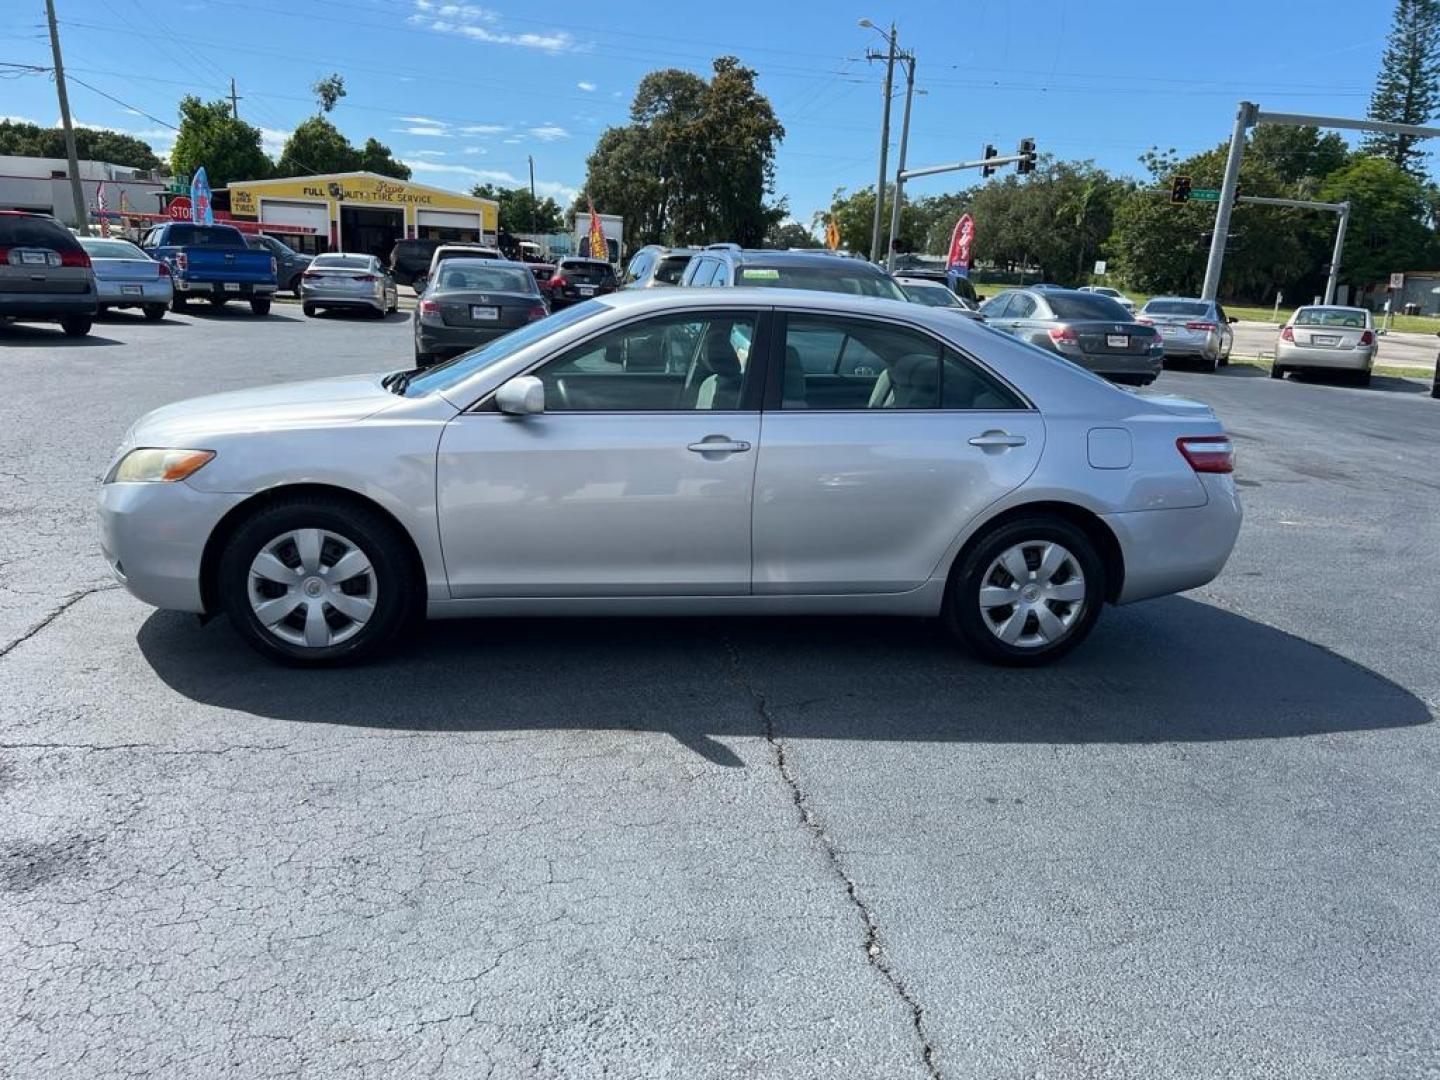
124, 374, 401, 447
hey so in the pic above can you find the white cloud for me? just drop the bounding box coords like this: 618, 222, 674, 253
528, 125, 569, 142
400, 158, 577, 203
502, 136, 523, 144
461, 146, 487, 155
400, 115, 444, 125
577, 81, 596, 92
260, 127, 290, 158
408, 0, 581, 52
534, 179, 578, 204
393, 125, 451, 137
458, 124, 506, 135
409, 149, 446, 157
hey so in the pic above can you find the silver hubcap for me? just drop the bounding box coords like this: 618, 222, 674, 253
247, 528, 377, 649
978, 541, 1086, 649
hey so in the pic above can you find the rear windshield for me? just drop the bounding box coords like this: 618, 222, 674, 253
559, 260, 616, 282
435, 264, 537, 293
1045, 294, 1130, 320
654, 256, 691, 284
737, 264, 907, 301
901, 283, 962, 308
1143, 300, 1210, 316
1293, 307, 1368, 328
0, 214, 81, 250
313, 256, 371, 269
164, 225, 245, 247
81, 238, 148, 259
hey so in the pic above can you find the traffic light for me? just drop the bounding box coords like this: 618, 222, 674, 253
1016, 137, 1036, 175
1170, 175, 1192, 205
980, 144, 999, 178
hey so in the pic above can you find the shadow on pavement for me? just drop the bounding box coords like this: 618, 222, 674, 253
1284, 371, 1432, 395
173, 303, 296, 322
0, 325, 124, 347
138, 595, 1430, 765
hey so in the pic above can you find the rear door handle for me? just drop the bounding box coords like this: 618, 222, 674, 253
687, 437, 752, 455
968, 431, 1027, 449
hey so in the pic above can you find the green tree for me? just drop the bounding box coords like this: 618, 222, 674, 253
1319, 157, 1438, 289
358, 137, 410, 180
277, 116, 358, 176
0, 119, 162, 171
312, 73, 347, 114
470, 183, 565, 233
1362, 0, 1440, 175
1248, 125, 1352, 187
578, 56, 785, 248
169, 95, 271, 188
763, 218, 816, 248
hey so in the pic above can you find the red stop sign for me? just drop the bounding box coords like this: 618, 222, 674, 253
168, 196, 192, 220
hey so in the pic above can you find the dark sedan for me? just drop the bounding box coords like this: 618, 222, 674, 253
978, 287, 1163, 385
413, 259, 548, 366
546, 257, 618, 309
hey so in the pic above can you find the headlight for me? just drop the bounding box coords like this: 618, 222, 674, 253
106, 448, 215, 484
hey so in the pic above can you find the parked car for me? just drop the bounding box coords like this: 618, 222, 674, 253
1078, 285, 1136, 315
389, 238, 441, 289
300, 253, 398, 318
680, 248, 908, 300
896, 276, 983, 318
79, 236, 172, 320
1272, 305, 1377, 385
980, 287, 1163, 385
99, 287, 1241, 669
622, 245, 695, 289
546, 256, 618, 309
138, 221, 276, 315
412, 244, 502, 293
890, 266, 980, 306
1136, 297, 1235, 372
413, 258, 547, 366
0, 210, 97, 336
245, 233, 311, 295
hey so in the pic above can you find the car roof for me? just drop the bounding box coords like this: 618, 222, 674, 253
721, 249, 887, 272
1144, 296, 1211, 303
894, 276, 948, 288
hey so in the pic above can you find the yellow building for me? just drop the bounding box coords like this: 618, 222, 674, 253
225, 171, 499, 257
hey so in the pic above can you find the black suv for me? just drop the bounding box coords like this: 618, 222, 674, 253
621, 245, 695, 289
546, 257, 618, 309
389, 238, 441, 288
679, 247, 907, 300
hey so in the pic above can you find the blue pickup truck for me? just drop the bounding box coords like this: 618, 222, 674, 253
139, 222, 277, 315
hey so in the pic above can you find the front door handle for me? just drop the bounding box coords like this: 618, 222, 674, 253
687, 436, 752, 455
969, 431, 1027, 449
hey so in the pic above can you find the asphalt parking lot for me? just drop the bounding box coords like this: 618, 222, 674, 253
2, 307, 1438, 1079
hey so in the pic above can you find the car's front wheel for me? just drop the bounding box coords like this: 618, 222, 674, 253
143, 304, 166, 321
945, 515, 1105, 666
217, 498, 417, 666
250, 298, 271, 316
60, 316, 91, 337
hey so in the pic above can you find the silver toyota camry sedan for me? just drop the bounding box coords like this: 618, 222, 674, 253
99, 289, 1241, 667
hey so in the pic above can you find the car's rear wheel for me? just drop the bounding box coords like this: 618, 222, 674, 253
143, 304, 166, 321
217, 498, 417, 666
250, 298, 271, 316
1353, 369, 1371, 387
60, 316, 91, 337
287, 274, 303, 295
945, 515, 1105, 666
1270, 363, 1286, 379
1200, 350, 1219, 373
170, 294, 187, 312
303, 303, 318, 317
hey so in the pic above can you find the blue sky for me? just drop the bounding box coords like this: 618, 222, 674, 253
3, 0, 1431, 231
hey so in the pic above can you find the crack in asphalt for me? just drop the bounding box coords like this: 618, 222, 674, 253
0, 584, 121, 661
724, 637, 942, 1080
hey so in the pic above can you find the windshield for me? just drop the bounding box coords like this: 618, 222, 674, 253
1047, 294, 1131, 320
1293, 307, 1368, 328
435, 263, 536, 293
737, 264, 907, 300
1143, 300, 1210, 316
901, 283, 962, 308
402, 300, 605, 396
81, 239, 147, 260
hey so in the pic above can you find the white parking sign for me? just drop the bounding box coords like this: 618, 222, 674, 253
1389, 272, 1405, 289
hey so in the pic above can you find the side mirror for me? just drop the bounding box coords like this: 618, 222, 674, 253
495, 375, 545, 416
977, 294, 987, 302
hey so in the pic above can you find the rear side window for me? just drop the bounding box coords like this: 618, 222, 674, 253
163, 225, 245, 247
655, 255, 690, 284
687, 258, 718, 287
0, 214, 81, 252
1046, 294, 1130, 320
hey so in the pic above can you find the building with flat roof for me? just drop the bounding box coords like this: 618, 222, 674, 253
0, 155, 166, 227
225, 172, 499, 258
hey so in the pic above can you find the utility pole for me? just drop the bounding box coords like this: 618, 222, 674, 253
865, 22, 897, 263
884, 53, 916, 271
229, 77, 241, 119
44, 0, 89, 235
528, 154, 537, 237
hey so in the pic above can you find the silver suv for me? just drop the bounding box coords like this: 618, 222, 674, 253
0, 211, 98, 337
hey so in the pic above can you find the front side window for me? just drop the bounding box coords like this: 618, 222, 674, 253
535, 311, 759, 411
1007, 293, 1038, 319
778, 315, 1024, 411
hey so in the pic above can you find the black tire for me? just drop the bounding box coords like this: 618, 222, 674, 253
1353, 369, 1371, 387
287, 274, 303, 296
208, 295, 227, 307
303, 303, 318, 318
60, 316, 92, 337
414, 348, 432, 368
944, 514, 1106, 667
1269, 363, 1286, 379
250, 298, 271, 316
217, 496, 418, 666
143, 304, 166, 322
1200, 350, 1219, 373
170, 294, 187, 312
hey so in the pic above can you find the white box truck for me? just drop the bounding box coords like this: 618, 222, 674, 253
574, 213, 624, 265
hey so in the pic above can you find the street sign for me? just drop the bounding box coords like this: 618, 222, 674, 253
1093, 260, 1107, 275
1189, 189, 1221, 202
1389, 272, 1405, 290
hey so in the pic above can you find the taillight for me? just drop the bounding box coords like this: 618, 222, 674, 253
1185, 321, 1217, 331
419, 299, 441, 317
1177, 435, 1235, 475
1359, 330, 1374, 345
1047, 326, 1078, 345
549, 275, 567, 289
60, 248, 91, 268
526, 304, 547, 322
302, 269, 320, 279
156, 260, 171, 278
174, 251, 188, 272
1280, 326, 1294, 341
354, 273, 377, 282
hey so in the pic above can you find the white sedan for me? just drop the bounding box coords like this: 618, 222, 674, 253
99, 289, 1241, 667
